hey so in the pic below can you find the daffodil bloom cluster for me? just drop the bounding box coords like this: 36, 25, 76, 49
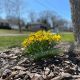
22, 30, 61, 47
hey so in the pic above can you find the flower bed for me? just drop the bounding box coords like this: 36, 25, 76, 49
22, 30, 61, 61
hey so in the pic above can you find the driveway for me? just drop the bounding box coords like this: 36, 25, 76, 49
0, 34, 29, 36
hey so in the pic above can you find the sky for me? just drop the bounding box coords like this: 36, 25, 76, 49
23, 0, 71, 21
1, 0, 71, 21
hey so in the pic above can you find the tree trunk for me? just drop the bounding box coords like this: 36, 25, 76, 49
70, 0, 80, 44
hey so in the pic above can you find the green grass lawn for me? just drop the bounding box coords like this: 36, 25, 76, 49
0, 31, 74, 50
0, 36, 27, 50
60, 32, 74, 42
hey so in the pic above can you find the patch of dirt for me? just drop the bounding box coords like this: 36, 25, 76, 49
0, 42, 80, 80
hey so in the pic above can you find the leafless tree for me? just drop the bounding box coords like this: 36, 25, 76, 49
5, 0, 24, 32
37, 10, 68, 32
29, 11, 37, 23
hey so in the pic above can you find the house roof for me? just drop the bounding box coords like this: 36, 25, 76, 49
0, 19, 8, 23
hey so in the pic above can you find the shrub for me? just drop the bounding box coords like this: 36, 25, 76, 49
22, 30, 61, 61
0, 24, 11, 29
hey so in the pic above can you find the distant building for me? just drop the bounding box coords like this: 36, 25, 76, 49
27, 23, 49, 31
0, 19, 25, 30
0, 19, 11, 29
0, 19, 9, 26
9, 24, 25, 30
